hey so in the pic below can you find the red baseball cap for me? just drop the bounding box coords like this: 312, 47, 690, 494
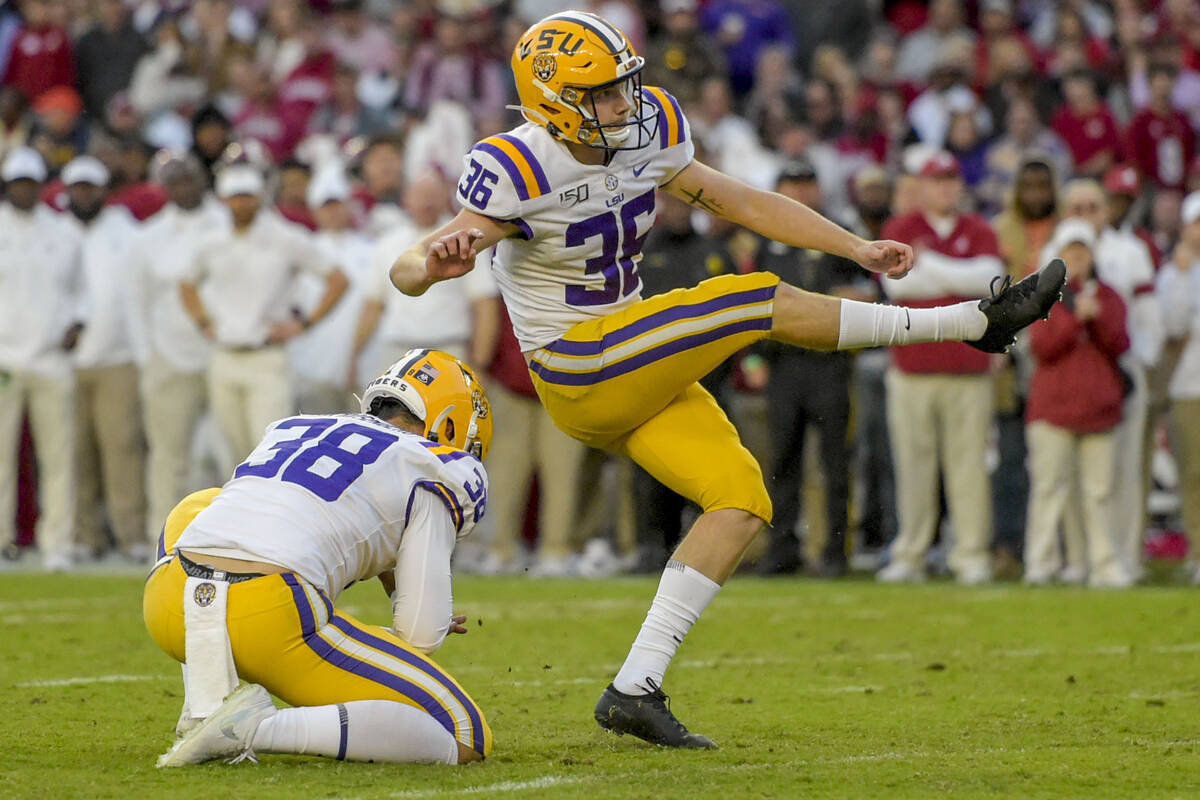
1104, 164, 1141, 196
919, 151, 962, 179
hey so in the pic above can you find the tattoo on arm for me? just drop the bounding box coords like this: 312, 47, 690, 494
681, 185, 726, 216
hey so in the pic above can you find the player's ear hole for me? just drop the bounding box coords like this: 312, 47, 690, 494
445, 418, 456, 445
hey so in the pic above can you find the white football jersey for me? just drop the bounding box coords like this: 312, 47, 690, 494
175, 413, 487, 600
456, 86, 694, 351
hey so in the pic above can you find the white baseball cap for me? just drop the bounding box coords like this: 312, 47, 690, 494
1051, 217, 1097, 252
215, 164, 265, 198
61, 155, 110, 187
2, 146, 47, 183
1183, 191, 1200, 227
306, 165, 351, 208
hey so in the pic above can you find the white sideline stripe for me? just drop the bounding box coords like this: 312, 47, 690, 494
391, 776, 583, 797
1, 613, 91, 626
1150, 642, 1200, 653
17, 673, 166, 688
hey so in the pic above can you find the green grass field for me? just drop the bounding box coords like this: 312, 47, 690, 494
3, 572, 1199, 799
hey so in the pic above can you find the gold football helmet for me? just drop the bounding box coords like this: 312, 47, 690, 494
510, 11, 658, 150
359, 349, 493, 461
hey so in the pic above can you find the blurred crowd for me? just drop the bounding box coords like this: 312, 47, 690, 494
2, 0, 1200, 587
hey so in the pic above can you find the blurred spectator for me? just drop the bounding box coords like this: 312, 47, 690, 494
1106, 164, 1162, 266
100, 135, 168, 221
351, 132, 406, 235
1046, 4, 1113, 72
847, 166, 896, 563
61, 156, 147, 563
978, 98, 1072, 216
945, 110, 989, 189
1061, 177, 1163, 576
325, 0, 398, 75
190, 103, 233, 186
803, 76, 843, 144
354, 170, 497, 379
74, 0, 147, 122
274, 157, 315, 229
129, 16, 208, 120
994, 155, 1061, 281
990, 154, 1061, 573
742, 46, 802, 148
643, 0, 726, 110
0, 84, 29, 158
1128, 34, 1200, 133
755, 161, 870, 576
1, 0, 74, 103
1127, 62, 1196, 192
700, 0, 794, 97
1029, 0, 1113, 53
1157, 191, 1200, 584
28, 84, 85, 174
690, 76, 775, 189
132, 152, 227, 540
907, 36, 984, 149
1051, 69, 1123, 179
974, 0, 1040, 93
404, 8, 506, 128
0, 146, 82, 570
878, 152, 1002, 584
629, 190, 738, 574
0, 0, 20, 80
232, 62, 310, 163
894, 0, 974, 84
179, 162, 348, 467
788, 0, 872, 73
288, 166, 372, 414
308, 61, 395, 143
1025, 219, 1132, 587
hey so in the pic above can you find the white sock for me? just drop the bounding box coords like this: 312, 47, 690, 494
252, 700, 459, 764
836, 299, 988, 350
612, 560, 721, 696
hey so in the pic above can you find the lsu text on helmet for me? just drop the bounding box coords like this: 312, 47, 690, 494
359, 349, 493, 461
510, 11, 658, 150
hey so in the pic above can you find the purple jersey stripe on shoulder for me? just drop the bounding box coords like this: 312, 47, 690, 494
663, 91, 686, 144
495, 134, 550, 195
473, 142, 530, 201
531, 315, 772, 386
542, 284, 777, 356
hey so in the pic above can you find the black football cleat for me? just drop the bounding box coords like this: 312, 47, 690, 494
967, 257, 1067, 354
594, 680, 717, 749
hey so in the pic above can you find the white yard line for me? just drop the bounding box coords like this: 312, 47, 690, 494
391, 776, 584, 797
17, 674, 166, 688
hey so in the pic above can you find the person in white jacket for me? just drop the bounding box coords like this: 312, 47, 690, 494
0, 147, 83, 570
64, 155, 149, 562
133, 153, 230, 540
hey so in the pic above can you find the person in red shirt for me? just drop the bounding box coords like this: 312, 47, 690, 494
1052, 68, 1124, 179
877, 151, 1005, 584
0, 0, 73, 103
1024, 218, 1132, 587
1127, 62, 1197, 191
